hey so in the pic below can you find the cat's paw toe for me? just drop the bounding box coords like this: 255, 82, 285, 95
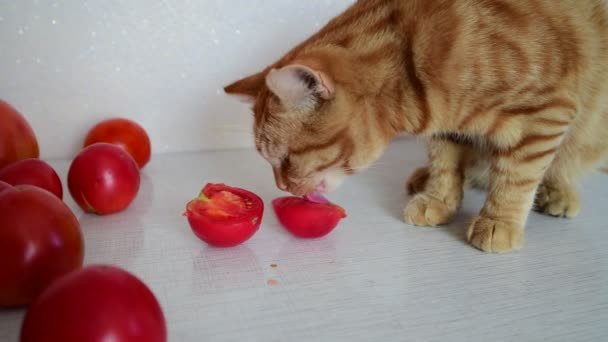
535, 183, 580, 218
406, 167, 430, 195
403, 193, 455, 227
466, 216, 523, 253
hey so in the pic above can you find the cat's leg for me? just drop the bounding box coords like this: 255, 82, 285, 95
407, 149, 492, 194
535, 180, 580, 218
466, 131, 567, 253
535, 137, 608, 218
405, 166, 430, 195
533, 138, 583, 218
404, 138, 465, 226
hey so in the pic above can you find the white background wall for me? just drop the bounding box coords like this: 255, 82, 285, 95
0, 0, 354, 160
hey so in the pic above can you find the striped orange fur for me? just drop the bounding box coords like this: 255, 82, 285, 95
224, 0, 608, 253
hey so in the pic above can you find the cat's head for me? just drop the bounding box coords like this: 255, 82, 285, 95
224, 53, 393, 196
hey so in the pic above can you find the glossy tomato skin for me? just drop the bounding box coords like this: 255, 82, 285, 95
0, 185, 83, 307
0, 158, 63, 199
0, 180, 11, 193
68, 143, 140, 215
184, 183, 264, 247
84, 118, 151, 169
20, 265, 167, 342
0, 99, 39, 169
272, 197, 346, 238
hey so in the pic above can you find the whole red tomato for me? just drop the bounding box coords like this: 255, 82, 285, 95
0, 99, 39, 169
0, 185, 83, 307
68, 143, 140, 215
272, 193, 346, 238
0, 158, 63, 199
184, 183, 264, 247
0, 180, 11, 193
20, 264, 167, 342
84, 118, 151, 169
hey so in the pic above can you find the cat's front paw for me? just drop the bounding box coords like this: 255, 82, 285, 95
404, 193, 456, 227
466, 216, 523, 253
535, 183, 580, 218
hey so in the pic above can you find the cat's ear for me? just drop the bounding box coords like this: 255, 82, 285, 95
265, 64, 334, 111
224, 72, 265, 103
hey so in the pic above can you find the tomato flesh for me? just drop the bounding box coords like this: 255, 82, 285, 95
184, 183, 263, 247
273, 193, 346, 238
0, 158, 63, 199
20, 265, 167, 342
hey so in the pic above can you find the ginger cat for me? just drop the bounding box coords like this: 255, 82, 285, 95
224, 0, 608, 253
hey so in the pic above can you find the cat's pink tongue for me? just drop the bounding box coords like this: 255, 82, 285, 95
304, 192, 330, 204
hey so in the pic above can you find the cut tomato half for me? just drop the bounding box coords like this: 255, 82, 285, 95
273, 192, 346, 238
183, 183, 264, 247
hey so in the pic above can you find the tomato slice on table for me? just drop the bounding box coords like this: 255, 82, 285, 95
273, 192, 347, 238
183, 183, 264, 247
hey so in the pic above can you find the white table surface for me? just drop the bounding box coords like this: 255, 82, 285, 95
1, 138, 607, 342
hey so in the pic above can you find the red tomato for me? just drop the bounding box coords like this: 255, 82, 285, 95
84, 118, 151, 169
183, 183, 264, 247
272, 194, 346, 238
0, 99, 39, 169
0, 185, 83, 307
20, 265, 167, 342
0, 180, 11, 193
0, 158, 63, 199
68, 143, 140, 215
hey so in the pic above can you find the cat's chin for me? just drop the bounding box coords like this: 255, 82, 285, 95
315, 170, 347, 194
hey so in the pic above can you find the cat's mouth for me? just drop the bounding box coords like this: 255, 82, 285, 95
314, 179, 328, 193
279, 170, 346, 196
283, 179, 327, 197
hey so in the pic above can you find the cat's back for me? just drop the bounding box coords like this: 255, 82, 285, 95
387, 0, 608, 146
446, 0, 608, 47
416, 0, 608, 93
